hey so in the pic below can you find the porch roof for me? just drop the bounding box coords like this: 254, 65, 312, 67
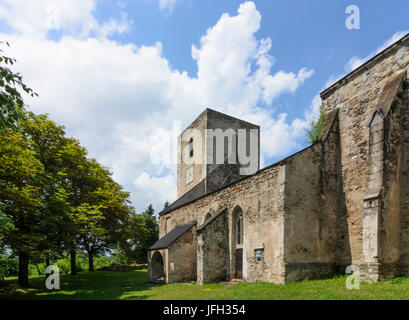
149, 221, 197, 250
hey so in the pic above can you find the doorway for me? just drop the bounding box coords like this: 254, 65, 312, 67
233, 206, 244, 279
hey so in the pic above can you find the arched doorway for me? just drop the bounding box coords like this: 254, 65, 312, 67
151, 251, 164, 282
232, 206, 244, 279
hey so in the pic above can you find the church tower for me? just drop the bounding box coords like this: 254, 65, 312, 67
177, 108, 260, 199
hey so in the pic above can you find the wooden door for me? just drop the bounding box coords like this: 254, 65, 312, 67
235, 248, 243, 279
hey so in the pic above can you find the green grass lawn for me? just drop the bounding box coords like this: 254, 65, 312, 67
1, 270, 409, 300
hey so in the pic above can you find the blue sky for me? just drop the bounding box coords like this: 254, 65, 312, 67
0, 0, 407, 212
92, 0, 409, 119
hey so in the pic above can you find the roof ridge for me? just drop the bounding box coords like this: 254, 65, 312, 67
320, 33, 409, 99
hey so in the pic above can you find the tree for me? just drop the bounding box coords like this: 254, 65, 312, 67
0, 41, 37, 131
163, 201, 170, 210
55, 138, 89, 275
0, 128, 45, 287
122, 206, 159, 264
306, 111, 327, 144
143, 204, 155, 217
70, 159, 133, 271
0, 109, 134, 281
21, 113, 71, 268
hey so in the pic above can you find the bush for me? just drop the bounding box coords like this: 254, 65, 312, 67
0, 258, 19, 277
305, 111, 327, 144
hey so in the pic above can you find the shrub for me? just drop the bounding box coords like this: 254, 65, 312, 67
306, 111, 327, 144
0, 258, 19, 277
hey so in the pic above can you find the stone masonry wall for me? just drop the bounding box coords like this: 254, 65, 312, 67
321, 37, 409, 266
400, 79, 409, 275
379, 89, 403, 278
196, 210, 229, 285
205, 109, 260, 194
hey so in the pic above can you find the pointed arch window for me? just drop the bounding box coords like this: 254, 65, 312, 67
235, 210, 243, 245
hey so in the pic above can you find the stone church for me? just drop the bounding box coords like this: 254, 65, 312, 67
148, 34, 409, 284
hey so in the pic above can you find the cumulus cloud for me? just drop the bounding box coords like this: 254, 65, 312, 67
0, 0, 132, 38
0, 1, 315, 211
158, 0, 178, 12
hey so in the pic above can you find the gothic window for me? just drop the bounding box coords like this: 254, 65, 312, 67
236, 215, 243, 244
234, 207, 243, 246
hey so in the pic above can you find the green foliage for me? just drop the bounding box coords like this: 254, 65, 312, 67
305, 111, 327, 144
0, 128, 45, 255
0, 111, 134, 284
25, 253, 119, 276
143, 204, 155, 217
0, 41, 37, 131
120, 206, 159, 264
0, 257, 18, 277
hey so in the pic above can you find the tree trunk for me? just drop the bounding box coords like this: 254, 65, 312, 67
88, 252, 94, 272
18, 251, 29, 287
34, 264, 42, 276
45, 254, 51, 280
70, 249, 77, 275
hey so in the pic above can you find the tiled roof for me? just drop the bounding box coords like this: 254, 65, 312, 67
159, 179, 205, 216
149, 221, 196, 250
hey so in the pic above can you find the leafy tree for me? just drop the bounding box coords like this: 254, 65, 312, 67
144, 204, 155, 217
0, 110, 134, 281
70, 159, 133, 271
123, 206, 159, 264
57, 138, 90, 275
0, 42, 37, 131
163, 201, 170, 210
21, 113, 71, 268
0, 128, 45, 286
306, 110, 327, 144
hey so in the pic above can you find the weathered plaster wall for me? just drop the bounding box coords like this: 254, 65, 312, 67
283, 135, 340, 281
196, 210, 229, 284
167, 226, 197, 283
161, 227, 197, 283
321, 37, 409, 266
177, 110, 207, 198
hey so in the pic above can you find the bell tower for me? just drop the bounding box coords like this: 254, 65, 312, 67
177, 108, 260, 199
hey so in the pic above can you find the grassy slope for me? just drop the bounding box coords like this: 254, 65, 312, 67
1, 270, 409, 300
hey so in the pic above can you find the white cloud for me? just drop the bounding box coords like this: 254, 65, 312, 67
134, 172, 177, 209
158, 0, 178, 12
345, 30, 409, 72
261, 68, 314, 104
0, 0, 132, 38
1, 1, 315, 211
